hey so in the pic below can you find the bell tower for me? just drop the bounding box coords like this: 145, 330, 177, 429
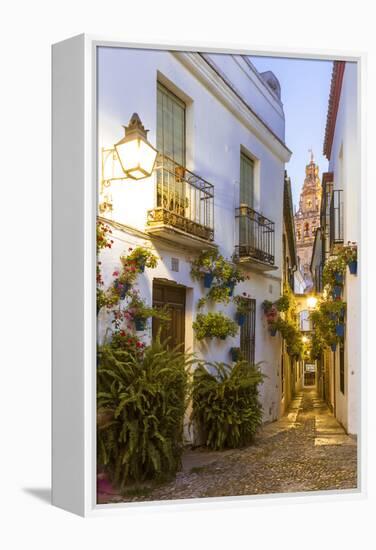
294, 151, 322, 290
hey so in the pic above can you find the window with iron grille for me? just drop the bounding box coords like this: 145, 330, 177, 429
240, 298, 256, 364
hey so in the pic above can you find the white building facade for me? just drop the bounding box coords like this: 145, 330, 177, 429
312, 60, 360, 434
97, 47, 292, 432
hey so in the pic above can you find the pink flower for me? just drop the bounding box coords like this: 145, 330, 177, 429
112, 270, 119, 277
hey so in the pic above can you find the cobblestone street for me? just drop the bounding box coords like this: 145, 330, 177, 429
99, 389, 357, 504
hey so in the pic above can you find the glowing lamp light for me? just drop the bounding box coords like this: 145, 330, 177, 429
114, 113, 157, 180
307, 295, 318, 310
302, 335, 309, 343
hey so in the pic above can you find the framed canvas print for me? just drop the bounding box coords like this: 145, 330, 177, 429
52, 35, 364, 517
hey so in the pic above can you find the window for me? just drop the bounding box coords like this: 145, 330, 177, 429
240, 298, 256, 364
157, 82, 186, 165
240, 153, 254, 207
299, 310, 311, 331
156, 83, 186, 216
304, 222, 309, 236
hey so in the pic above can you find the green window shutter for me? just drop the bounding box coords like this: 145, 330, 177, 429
157, 82, 185, 166
240, 153, 254, 207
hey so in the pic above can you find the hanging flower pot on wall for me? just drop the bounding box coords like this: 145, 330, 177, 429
334, 272, 344, 284
236, 312, 246, 326
331, 342, 337, 352
114, 279, 131, 300
335, 323, 345, 338
230, 347, 240, 362
269, 327, 277, 336
203, 272, 214, 288
348, 260, 357, 275
226, 281, 235, 296
332, 285, 342, 298
134, 317, 146, 331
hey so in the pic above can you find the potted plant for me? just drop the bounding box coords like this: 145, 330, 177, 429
190, 249, 219, 287
342, 241, 358, 275
262, 300, 279, 335
230, 347, 241, 362
275, 292, 290, 312
126, 289, 170, 331
323, 255, 347, 289
193, 312, 238, 341
190, 250, 246, 292
220, 259, 245, 296
233, 293, 251, 326
335, 323, 345, 338
126, 246, 158, 272
332, 284, 342, 299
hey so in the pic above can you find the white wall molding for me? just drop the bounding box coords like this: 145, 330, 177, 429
173, 51, 291, 162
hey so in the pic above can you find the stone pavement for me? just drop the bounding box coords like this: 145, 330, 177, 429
100, 389, 357, 504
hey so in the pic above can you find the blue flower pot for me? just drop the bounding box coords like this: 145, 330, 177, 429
226, 282, 235, 296
138, 263, 145, 273
114, 280, 130, 300
230, 347, 240, 362
269, 327, 277, 336
331, 343, 337, 353
332, 285, 342, 298
336, 323, 345, 338
203, 273, 214, 288
135, 318, 146, 331
335, 272, 344, 284
348, 260, 357, 275
236, 312, 245, 326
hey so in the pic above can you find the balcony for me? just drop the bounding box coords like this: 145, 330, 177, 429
235, 205, 276, 271
329, 189, 344, 251
146, 154, 215, 249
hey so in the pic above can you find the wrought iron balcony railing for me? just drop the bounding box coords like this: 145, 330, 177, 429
329, 189, 344, 250
235, 205, 275, 266
147, 154, 214, 242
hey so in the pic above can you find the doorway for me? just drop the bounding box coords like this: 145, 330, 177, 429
304, 362, 316, 387
152, 281, 186, 350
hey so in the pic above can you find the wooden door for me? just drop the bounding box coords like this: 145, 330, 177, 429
152, 281, 186, 350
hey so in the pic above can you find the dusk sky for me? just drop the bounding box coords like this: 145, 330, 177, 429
250, 56, 333, 209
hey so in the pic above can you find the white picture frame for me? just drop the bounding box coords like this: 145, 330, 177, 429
52, 34, 366, 517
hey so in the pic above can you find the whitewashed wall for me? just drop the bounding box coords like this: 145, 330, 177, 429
328, 62, 359, 434
97, 47, 290, 424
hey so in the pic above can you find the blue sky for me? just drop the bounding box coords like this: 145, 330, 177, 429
250, 56, 333, 209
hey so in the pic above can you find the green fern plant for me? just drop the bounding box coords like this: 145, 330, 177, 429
192, 361, 264, 450
97, 335, 195, 490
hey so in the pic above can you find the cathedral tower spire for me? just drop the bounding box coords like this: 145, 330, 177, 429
294, 152, 322, 291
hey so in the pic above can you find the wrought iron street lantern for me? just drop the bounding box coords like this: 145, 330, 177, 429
114, 113, 158, 180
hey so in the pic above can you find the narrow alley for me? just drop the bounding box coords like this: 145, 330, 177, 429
100, 389, 357, 504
